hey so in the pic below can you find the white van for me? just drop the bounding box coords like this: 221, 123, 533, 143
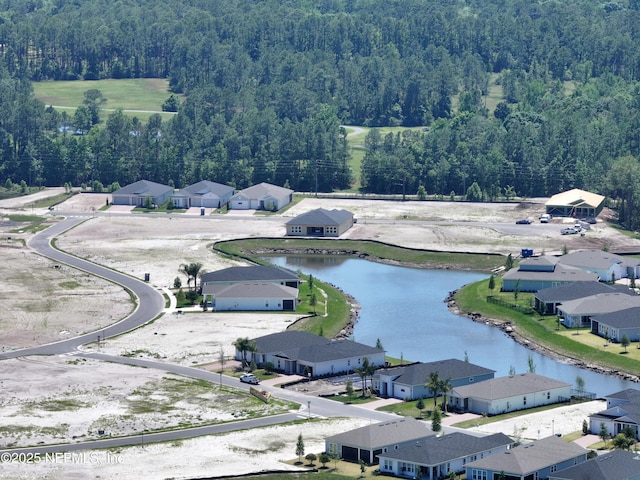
540, 214, 551, 223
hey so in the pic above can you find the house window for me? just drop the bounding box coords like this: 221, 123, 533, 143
265, 302, 269, 307
291, 226, 302, 233
347, 360, 351, 366
382, 459, 392, 470
547, 392, 551, 399
471, 469, 487, 480
523, 396, 527, 405
469, 377, 474, 382
550, 465, 557, 473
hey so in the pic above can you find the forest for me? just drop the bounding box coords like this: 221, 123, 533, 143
1, 0, 640, 225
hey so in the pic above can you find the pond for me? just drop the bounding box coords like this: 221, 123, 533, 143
265, 255, 638, 397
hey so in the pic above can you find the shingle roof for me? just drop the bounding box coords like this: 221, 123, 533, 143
549, 449, 640, 480
557, 249, 624, 270
201, 266, 299, 284
591, 307, 640, 329
451, 373, 571, 400
502, 264, 599, 283
377, 359, 495, 386
466, 435, 587, 474
606, 388, 640, 403
113, 179, 173, 196
234, 182, 293, 198
286, 208, 353, 226
379, 432, 513, 465
180, 180, 234, 197
325, 417, 436, 449
558, 293, 640, 316
535, 282, 634, 303
202, 283, 298, 299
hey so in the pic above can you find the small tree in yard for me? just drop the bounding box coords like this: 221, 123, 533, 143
319, 453, 330, 468
621, 333, 630, 352
173, 276, 182, 289
599, 422, 609, 447
416, 397, 425, 418
431, 407, 442, 432
488, 274, 495, 292
345, 379, 354, 397
296, 433, 305, 464
305, 453, 317, 466
582, 419, 589, 435
359, 460, 366, 477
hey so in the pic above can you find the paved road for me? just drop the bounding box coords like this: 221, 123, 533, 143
0, 216, 165, 359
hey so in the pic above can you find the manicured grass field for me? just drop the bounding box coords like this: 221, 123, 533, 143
32, 78, 179, 121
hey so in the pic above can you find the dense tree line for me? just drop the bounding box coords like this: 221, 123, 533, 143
1, 0, 640, 225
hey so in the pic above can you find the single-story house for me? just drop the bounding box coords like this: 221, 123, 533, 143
170, 180, 234, 209
502, 256, 599, 292
545, 188, 605, 218
534, 282, 634, 315
448, 373, 572, 415
557, 293, 640, 328
200, 265, 300, 289
372, 359, 496, 401
556, 250, 631, 283
324, 417, 437, 465
589, 388, 640, 440
548, 449, 640, 480
378, 432, 513, 480
465, 435, 588, 480
111, 180, 173, 206
591, 306, 640, 342
229, 182, 293, 211
202, 283, 298, 311
286, 208, 354, 237
238, 331, 385, 377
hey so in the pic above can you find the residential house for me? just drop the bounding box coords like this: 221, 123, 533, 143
557, 293, 640, 328
545, 188, 605, 218
591, 307, 640, 342
501, 256, 599, 292
170, 180, 234, 209
466, 435, 588, 480
589, 388, 640, 440
111, 180, 173, 206
556, 250, 632, 283
286, 208, 354, 237
534, 282, 634, 315
324, 417, 437, 465
202, 283, 298, 311
200, 266, 300, 289
448, 373, 572, 415
549, 449, 640, 480
237, 331, 385, 377
378, 432, 513, 479
372, 359, 496, 401
229, 182, 293, 211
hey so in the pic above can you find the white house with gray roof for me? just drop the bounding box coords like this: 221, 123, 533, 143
591, 307, 640, 342
534, 282, 634, 315
202, 283, 298, 311
239, 331, 385, 377
324, 417, 437, 465
466, 435, 588, 480
200, 266, 300, 289
286, 208, 354, 237
229, 182, 293, 211
170, 180, 234, 209
372, 359, 495, 401
378, 432, 513, 480
111, 180, 173, 206
549, 449, 640, 480
589, 388, 640, 440
502, 256, 599, 292
557, 293, 640, 328
556, 249, 630, 283
448, 373, 572, 415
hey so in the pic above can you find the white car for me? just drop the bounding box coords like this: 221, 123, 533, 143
240, 373, 260, 385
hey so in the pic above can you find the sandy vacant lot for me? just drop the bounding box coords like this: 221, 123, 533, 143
0, 191, 636, 480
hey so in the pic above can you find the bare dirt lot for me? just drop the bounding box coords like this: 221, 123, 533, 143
0, 191, 636, 480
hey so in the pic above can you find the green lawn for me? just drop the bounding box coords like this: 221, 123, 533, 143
33, 78, 180, 121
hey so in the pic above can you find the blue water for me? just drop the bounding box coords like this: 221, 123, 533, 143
266, 255, 638, 397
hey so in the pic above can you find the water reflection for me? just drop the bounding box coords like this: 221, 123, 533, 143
264, 255, 638, 397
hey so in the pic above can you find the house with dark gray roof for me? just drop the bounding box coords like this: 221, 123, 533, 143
378, 432, 513, 479
202, 283, 298, 311
534, 282, 634, 315
549, 449, 640, 480
170, 180, 234, 209
372, 359, 495, 401
557, 293, 640, 329
465, 435, 588, 480
239, 331, 385, 377
229, 182, 293, 211
589, 388, 640, 440
111, 180, 173, 206
286, 208, 354, 237
591, 306, 640, 342
448, 373, 572, 415
502, 256, 599, 292
200, 266, 300, 288
324, 417, 437, 465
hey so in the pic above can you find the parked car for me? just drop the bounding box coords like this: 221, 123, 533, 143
573, 223, 582, 232
561, 227, 578, 235
584, 217, 597, 224
540, 214, 551, 223
240, 373, 260, 385
516, 219, 532, 224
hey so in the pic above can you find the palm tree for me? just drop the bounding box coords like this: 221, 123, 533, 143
439, 377, 453, 412
355, 357, 370, 397
234, 337, 257, 369
426, 371, 441, 408
178, 262, 205, 293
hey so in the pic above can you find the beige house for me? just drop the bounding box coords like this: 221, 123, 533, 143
286, 208, 354, 237
545, 188, 605, 218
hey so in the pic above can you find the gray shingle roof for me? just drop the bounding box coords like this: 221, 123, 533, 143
325, 417, 436, 449
201, 266, 299, 284
377, 359, 495, 386
466, 435, 587, 474
558, 293, 640, 316
286, 208, 353, 226
557, 249, 624, 270
202, 283, 298, 299
606, 388, 640, 403
592, 307, 640, 329
113, 179, 173, 196
180, 180, 234, 197
535, 282, 634, 303
549, 450, 640, 480
379, 432, 513, 465
451, 373, 571, 400
234, 182, 293, 198
502, 263, 599, 283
